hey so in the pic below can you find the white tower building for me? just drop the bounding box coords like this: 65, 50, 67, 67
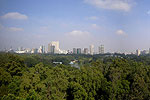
98, 45, 104, 54
48, 41, 60, 54
89, 45, 94, 55
136, 49, 141, 56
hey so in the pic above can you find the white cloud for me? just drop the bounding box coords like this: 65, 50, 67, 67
1, 12, 28, 20
8, 27, 24, 32
84, 0, 132, 12
68, 30, 90, 36
86, 16, 99, 20
116, 29, 126, 35
60, 30, 96, 49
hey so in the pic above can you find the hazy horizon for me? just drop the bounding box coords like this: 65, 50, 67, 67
0, 0, 150, 53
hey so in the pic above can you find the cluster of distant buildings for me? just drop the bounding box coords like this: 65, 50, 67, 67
2, 41, 150, 56
71, 45, 104, 55
15, 46, 46, 54
136, 49, 150, 56
14, 41, 67, 54
47, 41, 105, 55
3, 41, 105, 55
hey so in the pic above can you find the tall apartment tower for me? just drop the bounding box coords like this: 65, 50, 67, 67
73, 48, 77, 54
31, 48, 38, 53
38, 45, 45, 53
89, 45, 94, 55
98, 45, 104, 54
83, 48, 88, 54
77, 48, 81, 54
48, 41, 59, 54
43, 46, 45, 53
136, 49, 141, 56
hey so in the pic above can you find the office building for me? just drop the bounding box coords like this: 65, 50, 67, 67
136, 49, 141, 56
89, 45, 94, 55
83, 48, 88, 54
25, 48, 31, 53
73, 48, 77, 54
48, 45, 55, 54
77, 48, 81, 54
48, 41, 59, 54
98, 45, 104, 54
50, 45, 55, 54
51, 41, 59, 51
141, 50, 149, 55
31, 48, 38, 53
38, 45, 45, 53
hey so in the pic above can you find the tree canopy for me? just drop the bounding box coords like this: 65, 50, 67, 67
0, 52, 150, 100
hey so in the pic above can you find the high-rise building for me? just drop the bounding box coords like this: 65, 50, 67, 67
43, 46, 45, 53
50, 45, 55, 54
77, 48, 81, 54
48, 41, 59, 53
83, 48, 88, 54
149, 48, 150, 54
31, 48, 38, 53
52, 41, 59, 51
98, 45, 104, 54
73, 48, 77, 54
141, 50, 149, 55
136, 49, 141, 56
38, 45, 45, 53
25, 48, 31, 53
38, 46, 42, 53
89, 45, 94, 55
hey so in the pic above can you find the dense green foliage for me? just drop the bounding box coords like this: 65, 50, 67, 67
0, 52, 150, 100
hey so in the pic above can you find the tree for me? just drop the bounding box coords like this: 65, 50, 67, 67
67, 82, 87, 100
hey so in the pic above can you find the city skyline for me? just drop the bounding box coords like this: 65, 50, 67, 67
0, 0, 150, 53
7, 41, 105, 54
3, 40, 150, 56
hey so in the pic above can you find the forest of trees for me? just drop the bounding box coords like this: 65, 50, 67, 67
0, 52, 150, 100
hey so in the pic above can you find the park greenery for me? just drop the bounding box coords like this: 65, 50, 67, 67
0, 52, 150, 100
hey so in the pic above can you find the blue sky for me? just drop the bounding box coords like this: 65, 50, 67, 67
0, 0, 150, 53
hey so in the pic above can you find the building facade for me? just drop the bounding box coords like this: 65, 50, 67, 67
73, 48, 77, 54
77, 48, 81, 54
48, 41, 59, 54
38, 45, 45, 53
98, 45, 104, 54
89, 45, 94, 55
83, 48, 88, 54
136, 49, 141, 56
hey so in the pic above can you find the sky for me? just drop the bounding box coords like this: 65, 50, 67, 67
0, 0, 150, 53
